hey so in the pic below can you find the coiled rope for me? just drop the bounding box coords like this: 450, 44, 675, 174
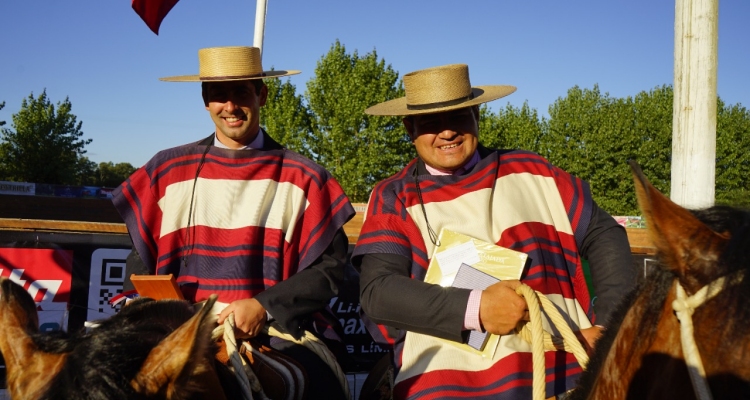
514, 283, 589, 400
212, 315, 350, 400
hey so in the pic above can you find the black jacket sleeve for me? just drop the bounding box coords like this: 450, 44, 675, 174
579, 202, 637, 326
355, 253, 471, 343
254, 228, 350, 339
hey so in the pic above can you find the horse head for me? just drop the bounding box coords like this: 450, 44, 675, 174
572, 161, 750, 399
0, 277, 227, 399
631, 161, 733, 293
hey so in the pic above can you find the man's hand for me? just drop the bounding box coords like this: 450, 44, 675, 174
479, 280, 529, 335
217, 298, 268, 338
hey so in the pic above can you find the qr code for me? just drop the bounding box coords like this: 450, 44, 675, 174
88, 249, 131, 321
98, 287, 124, 313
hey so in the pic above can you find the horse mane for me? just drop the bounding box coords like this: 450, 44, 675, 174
690, 205, 750, 340
31, 298, 212, 400
570, 265, 674, 399
572, 204, 750, 399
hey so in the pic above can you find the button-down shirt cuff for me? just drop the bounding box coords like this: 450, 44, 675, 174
463, 289, 484, 331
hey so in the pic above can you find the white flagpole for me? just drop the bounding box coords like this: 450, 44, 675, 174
253, 0, 268, 57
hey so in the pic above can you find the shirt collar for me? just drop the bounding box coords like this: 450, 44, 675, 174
213, 129, 264, 150
424, 150, 480, 176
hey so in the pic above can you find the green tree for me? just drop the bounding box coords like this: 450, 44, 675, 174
96, 161, 137, 187
547, 85, 624, 213
305, 41, 413, 202
261, 77, 314, 159
543, 85, 673, 215
76, 156, 99, 186
0, 90, 92, 184
716, 99, 750, 206
478, 101, 546, 154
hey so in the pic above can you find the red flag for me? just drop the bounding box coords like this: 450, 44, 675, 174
132, 0, 180, 35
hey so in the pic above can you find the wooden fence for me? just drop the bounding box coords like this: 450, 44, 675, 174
0, 197, 655, 256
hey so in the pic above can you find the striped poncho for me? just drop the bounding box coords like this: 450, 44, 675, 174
113, 137, 353, 304
353, 148, 594, 399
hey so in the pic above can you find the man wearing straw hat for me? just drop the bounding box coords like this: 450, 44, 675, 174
113, 46, 353, 399
352, 64, 635, 399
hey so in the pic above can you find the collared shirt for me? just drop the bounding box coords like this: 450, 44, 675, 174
424, 150, 481, 176
212, 129, 265, 149
423, 150, 484, 332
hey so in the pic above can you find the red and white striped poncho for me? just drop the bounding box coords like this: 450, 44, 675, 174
114, 139, 353, 304
354, 148, 595, 399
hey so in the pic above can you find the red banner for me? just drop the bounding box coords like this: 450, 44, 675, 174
0, 248, 73, 330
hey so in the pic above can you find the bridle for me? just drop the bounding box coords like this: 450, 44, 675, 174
671, 271, 744, 400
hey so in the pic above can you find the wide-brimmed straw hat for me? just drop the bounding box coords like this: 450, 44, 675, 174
159, 46, 300, 82
365, 64, 516, 116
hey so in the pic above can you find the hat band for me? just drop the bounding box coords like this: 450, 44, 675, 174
200, 73, 265, 81
406, 93, 475, 111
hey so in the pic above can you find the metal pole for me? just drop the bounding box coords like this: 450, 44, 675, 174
253, 0, 268, 56
671, 0, 718, 208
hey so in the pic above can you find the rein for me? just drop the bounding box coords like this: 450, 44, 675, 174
212, 315, 350, 400
671, 272, 744, 400
515, 283, 589, 400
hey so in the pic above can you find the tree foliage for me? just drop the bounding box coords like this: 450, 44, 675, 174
543, 85, 673, 215
76, 156, 98, 186
304, 41, 413, 202
95, 161, 137, 187
261, 77, 315, 160
0, 90, 92, 185
479, 102, 546, 153
715, 99, 750, 206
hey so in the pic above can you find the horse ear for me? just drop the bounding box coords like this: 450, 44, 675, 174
0, 278, 67, 399
1, 277, 40, 332
629, 160, 727, 287
0, 279, 40, 368
130, 295, 219, 398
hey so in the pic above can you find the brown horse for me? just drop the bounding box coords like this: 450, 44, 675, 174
571, 161, 750, 399
0, 277, 239, 399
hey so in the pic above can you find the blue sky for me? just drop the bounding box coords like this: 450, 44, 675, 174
1, 1, 748, 168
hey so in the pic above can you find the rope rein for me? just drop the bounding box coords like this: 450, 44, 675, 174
216, 314, 263, 400
671, 272, 743, 400
212, 315, 350, 400
514, 283, 589, 400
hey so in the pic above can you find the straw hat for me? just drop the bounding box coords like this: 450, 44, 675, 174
365, 64, 516, 116
159, 46, 300, 82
